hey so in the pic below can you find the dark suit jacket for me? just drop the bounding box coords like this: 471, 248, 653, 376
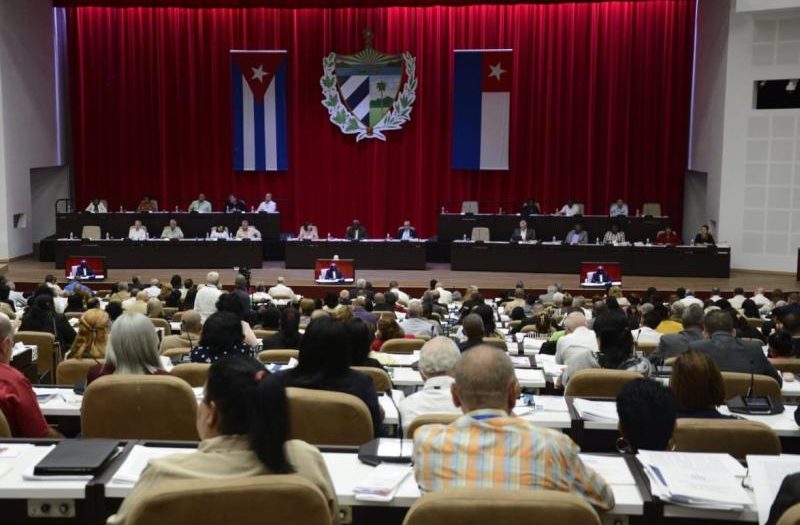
223, 199, 246, 212
324, 266, 342, 280
345, 225, 368, 240
396, 227, 416, 240
688, 331, 782, 385
75, 265, 94, 278
521, 203, 540, 216
590, 270, 610, 283
511, 228, 536, 242
652, 327, 704, 360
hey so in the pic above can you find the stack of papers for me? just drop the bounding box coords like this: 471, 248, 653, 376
637, 450, 750, 511
572, 399, 619, 422
748, 454, 800, 525
579, 454, 636, 485
509, 356, 531, 368
353, 463, 413, 502
111, 445, 195, 485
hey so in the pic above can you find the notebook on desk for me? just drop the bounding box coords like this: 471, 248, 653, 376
34, 439, 119, 476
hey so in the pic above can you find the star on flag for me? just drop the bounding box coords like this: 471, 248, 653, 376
488, 62, 506, 81
251, 65, 268, 83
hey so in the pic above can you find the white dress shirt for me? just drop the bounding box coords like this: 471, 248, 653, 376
436, 287, 453, 305
236, 226, 262, 240
145, 285, 161, 298
209, 229, 229, 240
128, 227, 148, 241
194, 284, 223, 323
729, 294, 746, 310
558, 204, 580, 216
609, 203, 628, 216
399, 317, 439, 337
678, 295, 704, 308
630, 326, 662, 345
189, 200, 212, 213
751, 293, 770, 307
268, 284, 296, 301
397, 375, 460, 435
555, 326, 598, 365
390, 287, 410, 306
85, 202, 107, 213
256, 200, 277, 213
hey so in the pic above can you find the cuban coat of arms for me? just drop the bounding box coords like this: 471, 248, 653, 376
321, 30, 417, 141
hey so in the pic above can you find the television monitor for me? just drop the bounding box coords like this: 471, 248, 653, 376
314, 259, 355, 284
580, 262, 621, 288
65, 256, 107, 281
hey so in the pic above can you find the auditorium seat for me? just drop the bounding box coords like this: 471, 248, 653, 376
172, 312, 184, 323
81, 225, 102, 240
126, 475, 331, 525
770, 358, 800, 375
286, 387, 373, 446
14, 331, 57, 384
56, 358, 103, 386
0, 409, 11, 438
635, 342, 658, 355
405, 413, 459, 439
720, 372, 781, 399
150, 317, 172, 336
402, 488, 600, 525
81, 375, 199, 440
461, 201, 479, 214
171, 363, 210, 387
746, 317, 764, 328
672, 419, 780, 460
642, 202, 662, 216
257, 349, 299, 364
778, 503, 800, 525
471, 227, 490, 242
575, 203, 585, 215
482, 337, 508, 350
564, 369, 642, 397
162, 307, 178, 319
253, 329, 277, 338
64, 312, 83, 320
351, 366, 393, 392
381, 338, 424, 354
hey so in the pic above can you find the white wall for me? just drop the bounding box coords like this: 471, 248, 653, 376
692, 0, 800, 272
0, 0, 59, 260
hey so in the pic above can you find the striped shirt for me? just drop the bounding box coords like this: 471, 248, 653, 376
413, 409, 615, 510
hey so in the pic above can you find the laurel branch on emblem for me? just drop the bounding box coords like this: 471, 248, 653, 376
320, 52, 417, 142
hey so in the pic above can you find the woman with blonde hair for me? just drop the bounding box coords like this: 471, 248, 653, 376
66, 309, 110, 359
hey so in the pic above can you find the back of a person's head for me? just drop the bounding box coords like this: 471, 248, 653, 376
146, 298, 163, 317
215, 292, 244, 319
373, 292, 386, 305
563, 311, 587, 332
769, 330, 794, 358
181, 310, 202, 333
344, 317, 374, 364
0, 313, 12, 340
377, 315, 404, 340
782, 312, 800, 336
279, 308, 300, 338
596, 317, 633, 368
206, 271, 220, 285
510, 306, 525, 321
741, 299, 760, 318
419, 337, 460, 377
299, 298, 315, 316
454, 345, 514, 410
733, 287, 744, 295
616, 378, 676, 452
33, 285, 55, 299
199, 311, 245, 353
296, 316, 350, 376
670, 350, 725, 412
258, 305, 281, 329
681, 305, 704, 328
407, 300, 423, 318
67, 294, 84, 310
0, 285, 10, 301
473, 304, 496, 334
70, 309, 110, 358
323, 292, 338, 308
105, 302, 123, 321
28, 294, 55, 318
642, 310, 661, 330
170, 274, 182, 289
108, 312, 161, 374
205, 357, 292, 473
385, 292, 397, 306
703, 309, 734, 334
462, 313, 485, 339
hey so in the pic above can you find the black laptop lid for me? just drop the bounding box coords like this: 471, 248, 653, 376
34, 439, 119, 475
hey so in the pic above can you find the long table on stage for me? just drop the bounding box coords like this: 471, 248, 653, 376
284, 239, 427, 270
56, 212, 281, 240
55, 239, 264, 269
450, 241, 731, 277
438, 213, 670, 242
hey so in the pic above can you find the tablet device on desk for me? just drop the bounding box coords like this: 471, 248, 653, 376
34, 439, 119, 475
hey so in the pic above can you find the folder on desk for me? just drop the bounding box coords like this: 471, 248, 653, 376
34, 439, 118, 476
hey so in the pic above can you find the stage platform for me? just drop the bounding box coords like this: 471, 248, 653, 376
3, 257, 798, 299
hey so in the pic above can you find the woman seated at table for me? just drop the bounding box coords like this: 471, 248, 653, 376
262, 308, 302, 350
106, 357, 338, 525
615, 378, 676, 453
345, 318, 384, 370
297, 221, 319, 240
209, 225, 230, 240
87, 312, 169, 385
370, 315, 415, 351
693, 224, 716, 246
66, 309, 110, 360
272, 316, 383, 437
20, 294, 76, 349
136, 194, 158, 212
190, 311, 254, 363
670, 350, 737, 419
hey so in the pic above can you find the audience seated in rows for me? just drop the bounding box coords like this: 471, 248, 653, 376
555, 311, 597, 365
107, 357, 337, 525
160, 310, 202, 354
190, 311, 253, 364
652, 305, 705, 360
399, 300, 438, 337
615, 378, 676, 453
216, 292, 259, 347
344, 318, 384, 370
20, 293, 76, 348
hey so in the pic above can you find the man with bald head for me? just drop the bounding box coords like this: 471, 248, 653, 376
413, 346, 613, 509
159, 310, 202, 354
0, 313, 61, 437
555, 311, 597, 365
399, 300, 439, 337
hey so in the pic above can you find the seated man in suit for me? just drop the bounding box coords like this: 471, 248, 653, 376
413, 345, 614, 509
521, 199, 540, 217
396, 220, 417, 240
345, 219, 368, 240
564, 223, 588, 245
651, 305, 704, 360
655, 226, 680, 245
255, 192, 277, 213
235, 220, 261, 240
590, 265, 611, 284
223, 193, 246, 213
188, 193, 212, 213
160, 219, 184, 239
85, 198, 107, 214
128, 220, 148, 241
511, 219, 536, 242
209, 225, 229, 239
73, 260, 95, 279
688, 309, 782, 385
324, 261, 343, 281
609, 198, 628, 217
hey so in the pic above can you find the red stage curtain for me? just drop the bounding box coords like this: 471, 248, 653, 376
65, 1, 695, 237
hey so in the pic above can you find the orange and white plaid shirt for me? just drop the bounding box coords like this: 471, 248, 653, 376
413, 409, 615, 510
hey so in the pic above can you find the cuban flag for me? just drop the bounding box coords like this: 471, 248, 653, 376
451, 49, 512, 170
231, 50, 288, 171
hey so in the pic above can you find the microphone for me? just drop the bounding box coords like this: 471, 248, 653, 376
384, 386, 404, 445
746, 359, 755, 399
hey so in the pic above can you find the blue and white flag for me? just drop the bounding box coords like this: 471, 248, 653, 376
451, 49, 512, 170
231, 50, 288, 171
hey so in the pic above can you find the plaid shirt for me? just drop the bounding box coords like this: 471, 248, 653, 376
413, 409, 615, 510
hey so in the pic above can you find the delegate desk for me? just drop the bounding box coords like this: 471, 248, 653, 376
284, 240, 427, 270
54, 239, 263, 270
451, 241, 731, 278
438, 213, 670, 242
56, 212, 280, 240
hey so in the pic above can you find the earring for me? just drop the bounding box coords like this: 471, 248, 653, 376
615, 436, 631, 454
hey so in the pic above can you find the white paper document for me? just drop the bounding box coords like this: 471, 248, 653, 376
353, 463, 413, 502
748, 454, 800, 525
579, 454, 636, 485
112, 445, 195, 484
573, 398, 619, 422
